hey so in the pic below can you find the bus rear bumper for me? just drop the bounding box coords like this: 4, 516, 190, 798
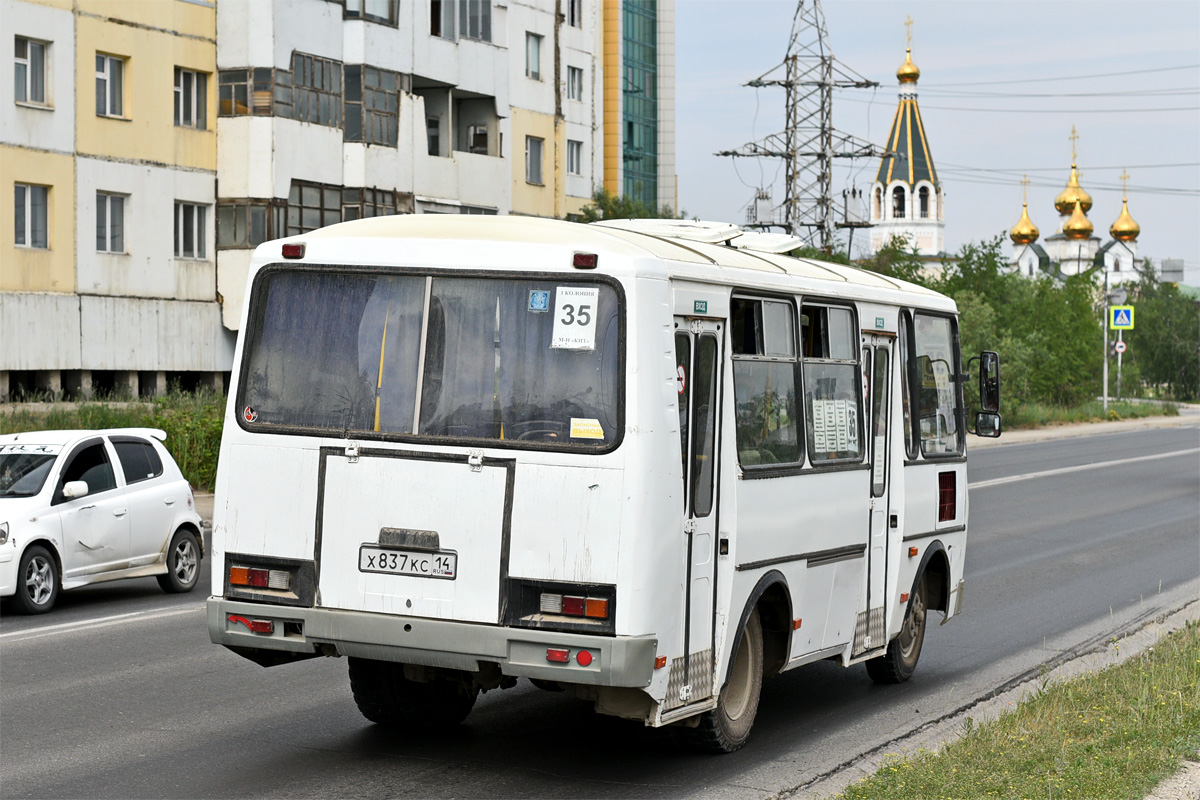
208, 598, 658, 688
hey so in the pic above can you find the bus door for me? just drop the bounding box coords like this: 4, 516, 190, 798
858, 333, 894, 654
672, 317, 722, 707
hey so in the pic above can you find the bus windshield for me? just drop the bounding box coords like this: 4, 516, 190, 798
239, 269, 622, 448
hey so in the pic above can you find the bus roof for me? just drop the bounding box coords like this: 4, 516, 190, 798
296, 215, 953, 310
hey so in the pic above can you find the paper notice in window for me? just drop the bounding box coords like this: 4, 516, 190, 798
570, 418, 604, 439
873, 435, 886, 484
551, 286, 600, 350
813, 399, 828, 452
835, 400, 849, 451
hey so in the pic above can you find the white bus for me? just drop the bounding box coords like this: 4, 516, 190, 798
208, 215, 1001, 752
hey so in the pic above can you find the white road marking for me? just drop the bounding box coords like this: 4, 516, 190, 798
1, 605, 203, 643
969, 448, 1199, 489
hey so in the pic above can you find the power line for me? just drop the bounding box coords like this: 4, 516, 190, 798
921, 63, 1200, 87
840, 96, 1200, 113
919, 87, 1199, 99
938, 161, 1200, 173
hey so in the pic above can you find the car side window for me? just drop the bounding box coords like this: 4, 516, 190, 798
56, 443, 117, 502
113, 439, 164, 484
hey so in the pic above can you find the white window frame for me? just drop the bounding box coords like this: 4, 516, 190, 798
174, 201, 207, 259
15, 36, 49, 106
567, 0, 582, 28
567, 66, 583, 101
174, 67, 207, 129
567, 139, 583, 176
524, 136, 543, 185
525, 33, 542, 81
96, 192, 126, 254
96, 53, 124, 117
459, 0, 492, 42
14, 183, 49, 249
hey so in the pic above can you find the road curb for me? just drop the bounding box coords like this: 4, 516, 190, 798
785, 587, 1200, 800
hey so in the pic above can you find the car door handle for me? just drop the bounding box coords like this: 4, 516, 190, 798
163, 497, 176, 506
113, 508, 127, 517
80, 504, 96, 511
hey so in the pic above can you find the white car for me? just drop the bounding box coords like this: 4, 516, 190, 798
0, 428, 204, 614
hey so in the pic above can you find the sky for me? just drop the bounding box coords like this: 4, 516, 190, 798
674, 0, 1200, 276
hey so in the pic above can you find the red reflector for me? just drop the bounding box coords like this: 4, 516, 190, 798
792, 618, 802, 630
938, 471, 956, 522
573, 252, 598, 269
228, 615, 274, 634
909, 547, 920, 558
246, 568, 269, 587
546, 648, 570, 663
562, 596, 586, 616
654, 655, 667, 670
281, 243, 305, 259
900, 593, 910, 603
576, 649, 593, 667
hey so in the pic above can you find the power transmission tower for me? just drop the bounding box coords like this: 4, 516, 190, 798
716, 0, 881, 251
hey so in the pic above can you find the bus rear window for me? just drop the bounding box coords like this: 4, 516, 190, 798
239, 270, 621, 448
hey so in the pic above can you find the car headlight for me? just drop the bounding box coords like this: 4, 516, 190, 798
0, 522, 8, 545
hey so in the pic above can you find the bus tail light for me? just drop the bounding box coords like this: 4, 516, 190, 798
230, 565, 291, 590
538, 592, 610, 620
281, 243, 305, 259
228, 615, 274, 634
546, 648, 570, 663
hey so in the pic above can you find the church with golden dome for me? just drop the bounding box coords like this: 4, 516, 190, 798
867, 21, 945, 258
1010, 127, 1143, 284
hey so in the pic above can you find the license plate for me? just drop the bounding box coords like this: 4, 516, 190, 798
359, 546, 457, 580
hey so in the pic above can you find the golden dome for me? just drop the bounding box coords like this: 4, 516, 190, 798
1010, 203, 1039, 245
897, 48, 920, 83
1110, 198, 1140, 241
1054, 164, 1093, 215
1062, 199, 1094, 241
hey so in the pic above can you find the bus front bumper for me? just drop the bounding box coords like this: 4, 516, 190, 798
208, 598, 658, 688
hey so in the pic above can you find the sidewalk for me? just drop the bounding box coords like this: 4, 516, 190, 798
970, 405, 1199, 449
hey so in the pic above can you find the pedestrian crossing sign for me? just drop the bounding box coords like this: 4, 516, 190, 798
1109, 305, 1134, 330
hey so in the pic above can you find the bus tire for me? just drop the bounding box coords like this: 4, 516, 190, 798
348, 657, 477, 729
866, 572, 928, 685
686, 609, 763, 753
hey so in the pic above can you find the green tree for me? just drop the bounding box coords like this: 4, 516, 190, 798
577, 188, 680, 222
1125, 269, 1200, 400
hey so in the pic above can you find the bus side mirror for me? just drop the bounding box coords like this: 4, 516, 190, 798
978, 351, 1001, 413
975, 411, 1002, 438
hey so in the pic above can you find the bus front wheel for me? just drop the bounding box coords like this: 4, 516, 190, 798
686, 609, 763, 753
866, 572, 928, 684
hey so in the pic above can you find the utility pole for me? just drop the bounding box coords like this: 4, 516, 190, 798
715, 0, 881, 251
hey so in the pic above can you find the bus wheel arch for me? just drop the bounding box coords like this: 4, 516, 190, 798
914, 541, 951, 614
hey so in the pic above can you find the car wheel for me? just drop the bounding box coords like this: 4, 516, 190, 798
15, 545, 59, 614
866, 572, 928, 685
157, 528, 201, 593
686, 608, 763, 753
348, 657, 477, 729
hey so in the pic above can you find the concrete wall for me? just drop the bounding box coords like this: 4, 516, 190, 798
0, 293, 82, 370
1, 0, 75, 153
0, 146, 76, 292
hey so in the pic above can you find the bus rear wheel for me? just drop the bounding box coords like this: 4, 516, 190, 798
348, 657, 477, 729
866, 572, 928, 685
686, 609, 763, 753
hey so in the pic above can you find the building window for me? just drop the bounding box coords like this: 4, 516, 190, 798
14, 183, 49, 249
525, 33, 542, 80
174, 67, 207, 129
345, 65, 399, 146
891, 186, 905, 219
344, 0, 398, 24
567, 0, 582, 27
96, 192, 125, 253
15, 37, 48, 105
525, 136, 543, 185
431, 0, 456, 38
567, 66, 583, 101
218, 68, 275, 116
95, 54, 124, 117
290, 52, 342, 127
426, 117, 441, 156
567, 139, 583, 175
459, 0, 492, 41
217, 200, 276, 249
342, 187, 396, 221
918, 185, 930, 219
287, 181, 342, 236
174, 202, 207, 259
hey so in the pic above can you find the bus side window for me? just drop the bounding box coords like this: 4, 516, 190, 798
691, 334, 719, 517
675, 331, 691, 504
730, 297, 801, 467
898, 311, 917, 459
801, 303, 863, 464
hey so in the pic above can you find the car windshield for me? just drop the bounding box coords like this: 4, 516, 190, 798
0, 445, 62, 497
239, 270, 622, 448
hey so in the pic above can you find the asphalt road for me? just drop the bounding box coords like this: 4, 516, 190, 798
2, 425, 1197, 799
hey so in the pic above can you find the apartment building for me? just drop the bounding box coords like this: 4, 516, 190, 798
2, 0, 228, 400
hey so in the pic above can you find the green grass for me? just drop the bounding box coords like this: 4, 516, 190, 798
1004, 399, 1180, 429
838, 622, 1200, 800
0, 391, 226, 491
